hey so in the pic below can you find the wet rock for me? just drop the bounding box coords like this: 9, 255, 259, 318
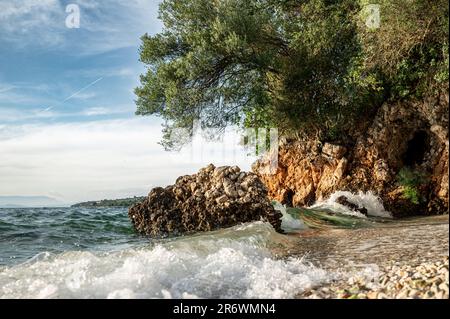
336, 196, 368, 216
129, 164, 282, 237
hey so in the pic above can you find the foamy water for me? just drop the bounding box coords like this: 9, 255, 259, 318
0, 193, 398, 299
0, 211, 330, 299
274, 202, 306, 231
309, 191, 392, 218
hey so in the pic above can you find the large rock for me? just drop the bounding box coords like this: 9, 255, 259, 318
129, 164, 282, 237
253, 88, 449, 216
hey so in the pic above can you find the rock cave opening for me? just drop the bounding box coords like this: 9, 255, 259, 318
402, 130, 430, 167
282, 189, 295, 207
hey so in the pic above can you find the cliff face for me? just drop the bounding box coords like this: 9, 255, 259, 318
253, 89, 449, 216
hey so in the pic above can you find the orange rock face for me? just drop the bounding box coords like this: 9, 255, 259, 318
254, 90, 449, 216
253, 140, 349, 207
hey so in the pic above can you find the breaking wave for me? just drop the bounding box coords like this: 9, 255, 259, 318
0, 220, 330, 299
309, 191, 392, 218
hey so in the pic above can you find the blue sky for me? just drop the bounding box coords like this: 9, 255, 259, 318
0, 0, 255, 205
0, 0, 161, 124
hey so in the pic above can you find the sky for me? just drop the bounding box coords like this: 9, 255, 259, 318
0, 0, 256, 205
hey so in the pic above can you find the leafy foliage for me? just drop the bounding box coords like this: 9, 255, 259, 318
397, 167, 428, 205
135, 0, 449, 148
357, 0, 449, 99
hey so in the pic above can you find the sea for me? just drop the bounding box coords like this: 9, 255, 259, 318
0, 191, 447, 299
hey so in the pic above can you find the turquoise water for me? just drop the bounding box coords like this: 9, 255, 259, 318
0, 207, 143, 266
0, 206, 331, 298
0, 192, 394, 267
0, 197, 445, 299
0, 200, 385, 266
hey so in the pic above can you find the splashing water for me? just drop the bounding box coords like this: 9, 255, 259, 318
0, 193, 415, 299
274, 202, 307, 231
0, 207, 331, 299
309, 191, 392, 218
0, 239, 330, 299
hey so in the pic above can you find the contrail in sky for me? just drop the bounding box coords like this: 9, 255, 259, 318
43, 77, 104, 112
62, 77, 103, 102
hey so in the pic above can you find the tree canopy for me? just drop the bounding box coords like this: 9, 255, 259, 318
135, 0, 449, 149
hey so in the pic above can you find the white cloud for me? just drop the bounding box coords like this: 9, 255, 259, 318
0, 0, 162, 54
73, 0, 163, 55
69, 92, 97, 100
0, 0, 59, 19
65, 67, 136, 79
0, 82, 53, 110
0, 104, 136, 123
81, 106, 110, 116
0, 0, 65, 46
0, 118, 255, 204
0, 107, 56, 122
0, 84, 17, 94
0, 87, 48, 106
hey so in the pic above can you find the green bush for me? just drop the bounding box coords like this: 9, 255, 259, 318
397, 167, 428, 204
357, 0, 449, 99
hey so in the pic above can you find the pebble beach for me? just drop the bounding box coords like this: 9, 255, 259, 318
301, 256, 449, 299
294, 215, 449, 299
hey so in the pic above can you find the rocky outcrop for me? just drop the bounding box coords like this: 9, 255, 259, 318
129, 164, 282, 237
253, 139, 349, 207
336, 196, 368, 216
254, 89, 449, 216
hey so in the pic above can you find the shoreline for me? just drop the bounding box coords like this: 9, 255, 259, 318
289, 215, 449, 299
0, 206, 447, 299
299, 256, 449, 299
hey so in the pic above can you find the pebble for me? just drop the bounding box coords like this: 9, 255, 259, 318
299, 256, 449, 299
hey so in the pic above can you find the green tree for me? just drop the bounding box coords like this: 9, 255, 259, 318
357, 0, 449, 98
135, 0, 448, 149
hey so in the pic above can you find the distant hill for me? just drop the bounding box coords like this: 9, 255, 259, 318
0, 196, 64, 208
0, 204, 26, 208
71, 196, 145, 208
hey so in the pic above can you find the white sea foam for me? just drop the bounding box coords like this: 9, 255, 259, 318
0, 222, 330, 299
309, 191, 392, 218
274, 202, 306, 232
